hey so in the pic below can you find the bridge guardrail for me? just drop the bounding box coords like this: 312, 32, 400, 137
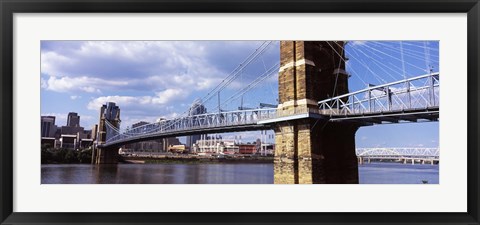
105, 107, 324, 144
318, 73, 439, 116
105, 108, 278, 144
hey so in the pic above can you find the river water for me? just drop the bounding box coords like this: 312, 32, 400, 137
41, 162, 438, 184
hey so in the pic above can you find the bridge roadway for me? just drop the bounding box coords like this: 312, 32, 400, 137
103, 123, 271, 148
101, 108, 437, 148
100, 73, 439, 148
318, 72, 439, 123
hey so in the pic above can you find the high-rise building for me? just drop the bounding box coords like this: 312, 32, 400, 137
98, 102, 121, 144
186, 99, 207, 149
67, 112, 80, 127
61, 112, 84, 135
41, 116, 57, 137
132, 121, 149, 129
60, 126, 84, 135
104, 102, 120, 122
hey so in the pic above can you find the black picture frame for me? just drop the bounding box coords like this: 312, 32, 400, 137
1, 0, 479, 224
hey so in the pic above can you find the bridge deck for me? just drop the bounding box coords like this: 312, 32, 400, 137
324, 107, 439, 124
102, 73, 439, 147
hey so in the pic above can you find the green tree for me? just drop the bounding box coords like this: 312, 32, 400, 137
76, 148, 92, 163
65, 150, 77, 163
41, 148, 53, 164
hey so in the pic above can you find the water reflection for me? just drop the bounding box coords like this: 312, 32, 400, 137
42, 163, 274, 184
41, 162, 438, 184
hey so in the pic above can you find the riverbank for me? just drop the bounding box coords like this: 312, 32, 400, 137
121, 155, 274, 164
41, 147, 92, 164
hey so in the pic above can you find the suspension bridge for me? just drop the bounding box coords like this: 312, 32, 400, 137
93, 40, 439, 184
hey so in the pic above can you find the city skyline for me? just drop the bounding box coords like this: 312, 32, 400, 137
41, 40, 439, 147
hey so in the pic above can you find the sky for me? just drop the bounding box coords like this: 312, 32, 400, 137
40, 40, 439, 147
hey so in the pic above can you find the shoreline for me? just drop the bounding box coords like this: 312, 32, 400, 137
121, 156, 274, 164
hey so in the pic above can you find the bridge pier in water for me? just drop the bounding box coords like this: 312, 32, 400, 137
274, 41, 359, 184
93, 146, 119, 164
358, 157, 364, 165
274, 120, 359, 184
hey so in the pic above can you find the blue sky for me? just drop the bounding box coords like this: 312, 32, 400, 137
41, 41, 439, 147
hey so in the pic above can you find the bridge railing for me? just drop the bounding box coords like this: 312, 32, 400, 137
356, 147, 439, 159
318, 73, 439, 116
105, 105, 326, 144
257, 106, 320, 121
105, 108, 278, 143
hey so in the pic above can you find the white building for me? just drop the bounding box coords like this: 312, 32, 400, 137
193, 136, 239, 154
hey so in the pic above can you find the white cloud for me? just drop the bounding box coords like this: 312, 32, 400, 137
41, 41, 274, 95
77, 41, 206, 63
87, 96, 144, 111
152, 89, 185, 104
142, 74, 224, 92
70, 95, 81, 100
41, 76, 128, 93
42, 73, 215, 94
87, 89, 188, 114
164, 112, 180, 119
41, 51, 76, 77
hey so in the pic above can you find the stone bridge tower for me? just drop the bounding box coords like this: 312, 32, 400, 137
274, 41, 359, 184
92, 102, 121, 164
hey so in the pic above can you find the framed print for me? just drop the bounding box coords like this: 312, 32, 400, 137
1, 0, 479, 224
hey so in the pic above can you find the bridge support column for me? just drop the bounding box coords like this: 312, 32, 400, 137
274, 41, 358, 184
91, 144, 97, 164
93, 102, 121, 164
94, 147, 119, 164
274, 120, 359, 184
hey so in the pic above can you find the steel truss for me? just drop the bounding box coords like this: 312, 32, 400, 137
356, 147, 439, 159
318, 73, 439, 123
103, 108, 277, 146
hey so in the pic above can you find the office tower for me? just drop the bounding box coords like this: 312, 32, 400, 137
41, 116, 56, 137
67, 112, 80, 127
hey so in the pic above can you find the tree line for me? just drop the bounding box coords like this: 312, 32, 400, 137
41, 145, 92, 164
